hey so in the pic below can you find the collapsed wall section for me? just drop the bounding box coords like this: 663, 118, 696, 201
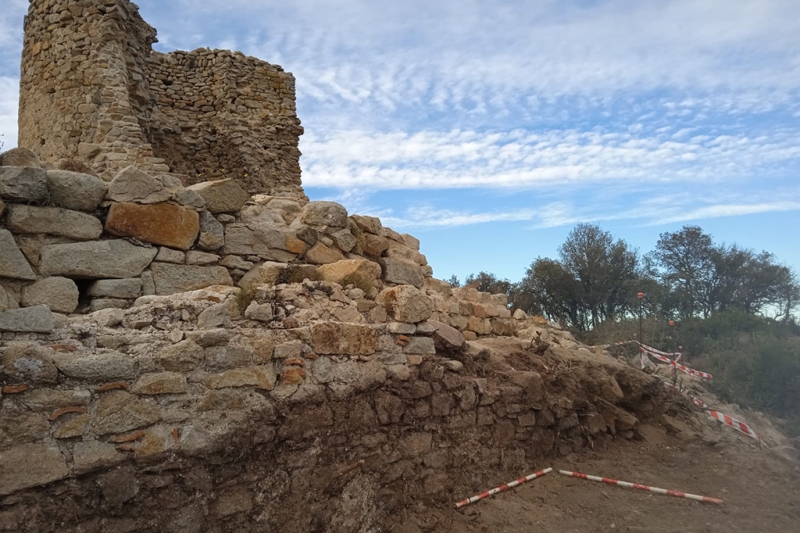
18, 0, 304, 196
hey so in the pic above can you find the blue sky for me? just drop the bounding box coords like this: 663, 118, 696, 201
1, 0, 799, 283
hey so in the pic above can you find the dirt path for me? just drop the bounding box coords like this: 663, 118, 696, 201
394, 432, 800, 533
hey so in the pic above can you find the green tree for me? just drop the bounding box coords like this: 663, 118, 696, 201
464, 271, 511, 295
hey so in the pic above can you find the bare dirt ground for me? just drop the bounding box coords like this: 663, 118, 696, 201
393, 423, 800, 533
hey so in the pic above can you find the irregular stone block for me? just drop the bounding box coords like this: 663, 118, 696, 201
89, 299, 129, 312
87, 278, 143, 299
380, 258, 425, 288
350, 214, 382, 235
0, 167, 48, 203
244, 301, 273, 322
131, 372, 188, 395
106, 202, 200, 250
155, 247, 185, 264
358, 232, 390, 257
92, 391, 161, 435
316, 259, 381, 287
305, 242, 345, 264
379, 285, 433, 323
53, 351, 136, 382
205, 366, 276, 390
0, 147, 42, 168
402, 233, 420, 251
0, 229, 36, 280
187, 179, 249, 213
7, 204, 103, 240
158, 340, 205, 372
107, 166, 171, 204
311, 322, 378, 355
330, 229, 356, 252
45, 170, 108, 211
428, 320, 466, 353
39, 240, 157, 279
0, 285, 14, 312
186, 251, 219, 265
301, 201, 348, 228
22, 388, 91, 411
1, 344, 59, 384
21, 277, 79, 314
0, 305, 53, 333
0, 444, 70, 496
197, 211, 225, 251
150, 264, 233, 295
403, 337, 436, 355
73, 441, 124, 474
238, 262, 317, 288
223, 223, 288, 257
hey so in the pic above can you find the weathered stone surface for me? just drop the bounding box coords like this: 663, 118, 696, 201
155, 247, 185, 264
158, 340, 205, 371
197, 211, 225, 251
53, 351, 136, 382
238, 262, 317, 288
205, 366, 276, 390
350, 214, 382, 235
173, 188, 206, 209
358, 232, 390, 257
379, 285, 433, 323
132, 372, 188, 395
45, 170, 108, 211
330, 229, 357, 252
73, 441, 124, 474
381, 258, 425, 288
39, 240, 157, 279
403, 337, 436, 355
150, 263, 233, 295
402, 233, 420, 251
0, 167, 48, 202
106, 202, 200, 250
223, 223, 288, 257
0, 305, 53, 333
0, 285, 15, 312
23, 388, 91, 411
96, 466, 141, 505
316, 259, 382, 286
305, 242, 345, 264
187, 179, 249, 213
0, 147, 42, 168
107, 166, 171, 204
311, 322, 379, 355
428, 320, 466, 353
7, 204, 103, 240
0, 198, 4, 217
1, 344, 58, 383
88, 278, 143, 299
301, 201, 348, 228
0, 444, 70, 496
186, 251, 219, 265
92, 391, 161, 435
0, 229, 36, 280
215, 487, 253, 517
21, 277, 79, 313
244, 301, 274, 322
197, 303, 230, 329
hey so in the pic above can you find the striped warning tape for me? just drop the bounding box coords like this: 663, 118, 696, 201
643, 348, 712, 380
455, 468, 553, 508
558, 470, 724, 504
640, 343, 682, 358
707, 410, 760, 442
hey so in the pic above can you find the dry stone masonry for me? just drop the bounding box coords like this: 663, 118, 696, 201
17, 0, 304, 196
0, 2, 722, 532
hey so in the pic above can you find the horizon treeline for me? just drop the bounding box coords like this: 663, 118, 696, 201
450, 223, 799, 330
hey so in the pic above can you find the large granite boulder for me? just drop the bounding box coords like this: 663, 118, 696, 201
187, 179, 249, 213
0, 167, 48, 203
39, 240, 157, 279
0, 229, 36, 280
45, 170, 108, 211
7, 205, 103, 240
105, 202, 200, 250
149, 263, 233, 295
21, 277, 80, 314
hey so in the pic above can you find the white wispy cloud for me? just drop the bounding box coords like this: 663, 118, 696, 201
300, 127, 800, 190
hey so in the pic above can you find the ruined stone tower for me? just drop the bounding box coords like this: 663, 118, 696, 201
18, 0, 304, 196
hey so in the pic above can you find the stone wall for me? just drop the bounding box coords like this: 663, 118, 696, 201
0, 283, 662, 532
18, 0, 303, 196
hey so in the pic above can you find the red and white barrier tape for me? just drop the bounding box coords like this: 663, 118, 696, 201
558, 470, 723, 505
643, 348, 712, 380
455, 468, 553, 508
707, 410, 760, 442
640, 344, 681, 358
